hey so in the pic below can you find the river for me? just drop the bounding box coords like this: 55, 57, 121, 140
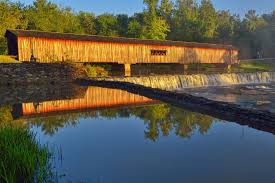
1, 77, 275, 183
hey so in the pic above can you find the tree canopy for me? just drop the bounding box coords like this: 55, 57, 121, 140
1, 0, 275, 58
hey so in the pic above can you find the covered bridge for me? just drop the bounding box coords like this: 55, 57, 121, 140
5, 29, 238, 75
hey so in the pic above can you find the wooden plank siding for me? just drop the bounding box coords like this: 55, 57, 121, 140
21, 86, 154, 116
6, 29, 239, 64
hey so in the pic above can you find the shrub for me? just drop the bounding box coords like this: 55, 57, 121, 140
84, 64, 110, 77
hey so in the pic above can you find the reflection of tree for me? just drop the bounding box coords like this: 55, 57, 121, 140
131, 104, 214, 140
0, 106, 13, 125
140, 104, 170, 141
42, 104, 213, 139
7, 103, 214, 140
29, 115, 79, 136
29, 111, 99, 135
99, 109, 120, 119
0, 106, 25, 128
171, 109, 211, 138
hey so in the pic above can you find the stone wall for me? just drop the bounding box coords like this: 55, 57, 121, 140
0, 63, 86, 86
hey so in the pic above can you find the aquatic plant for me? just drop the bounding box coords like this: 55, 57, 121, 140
0, 126, 53, 183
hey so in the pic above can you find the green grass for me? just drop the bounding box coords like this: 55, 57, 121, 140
237, 60, 275, 72
0, 126, 53, 183
0, 55, 20, 63
188, 60, 275, 73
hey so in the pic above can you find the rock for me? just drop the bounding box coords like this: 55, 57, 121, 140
256, 101, 271, 105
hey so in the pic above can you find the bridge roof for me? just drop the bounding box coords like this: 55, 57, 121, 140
6, 29, 237, 50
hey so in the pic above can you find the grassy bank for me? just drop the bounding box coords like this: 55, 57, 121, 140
237, 60, 275, 72
188, 60, 275, 73
0, 126, 53, 183
0, 55, 20, 63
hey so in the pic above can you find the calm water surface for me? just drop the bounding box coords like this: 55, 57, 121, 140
2, 85, 275, 183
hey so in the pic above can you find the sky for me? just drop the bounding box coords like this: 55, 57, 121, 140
14, 0, 275, 17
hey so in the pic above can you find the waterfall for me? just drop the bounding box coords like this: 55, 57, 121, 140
104, 72, 275, 90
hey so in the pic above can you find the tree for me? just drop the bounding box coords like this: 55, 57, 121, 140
235, 10, 267, 58
198, 0, 217, 41
216, 10, 235, 44
26, 0, 82, 33
116, 14, 129, 37
169, 0, 200, 41
127, 19, 143, 38
159, 0, 173, 23
78, 11, 97, 35
142, 0, 170, 39
0, 0, 27, 54
95, 14, 118, 37
243, 10, 266, 32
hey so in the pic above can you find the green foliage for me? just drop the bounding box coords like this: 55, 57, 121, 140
198, 0, 217, 40
0, 126, 53, 183
26, 0, 82, 33
77, 11, 97, 35
216, 11, 236, 43
127, 19, 143, 38
143, 17, 170, 40
116, 14, 129, 37
169, 0, 200, 41
1, 0, 275, 58
95, 14, 118, 37
243, 10, 267, 33
142, 0, 170, 39
159, 0, 173, 23
0, 0, 27, 54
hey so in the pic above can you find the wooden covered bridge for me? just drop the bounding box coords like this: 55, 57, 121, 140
5, 29, 238, 76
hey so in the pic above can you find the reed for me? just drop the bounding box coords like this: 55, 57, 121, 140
0, 126, 53, 183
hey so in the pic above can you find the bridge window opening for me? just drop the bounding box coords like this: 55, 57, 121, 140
151, 50, 167, 56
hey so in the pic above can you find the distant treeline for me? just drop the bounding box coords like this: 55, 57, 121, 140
1, 0, 275, 59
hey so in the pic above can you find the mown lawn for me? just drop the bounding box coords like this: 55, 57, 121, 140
188, 60, 275, 73
237, 60, 275, 72
0, 55, 20, 63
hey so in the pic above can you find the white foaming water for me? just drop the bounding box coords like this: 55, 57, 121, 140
107, 72, 275, 90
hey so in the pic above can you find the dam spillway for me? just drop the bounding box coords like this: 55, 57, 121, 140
102, 72, 275, 90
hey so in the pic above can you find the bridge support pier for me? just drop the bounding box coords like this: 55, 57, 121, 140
182, 64, 188, 74
124, 64, 131, 77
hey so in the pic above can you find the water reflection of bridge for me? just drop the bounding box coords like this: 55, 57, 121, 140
13, 86, 156, 118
